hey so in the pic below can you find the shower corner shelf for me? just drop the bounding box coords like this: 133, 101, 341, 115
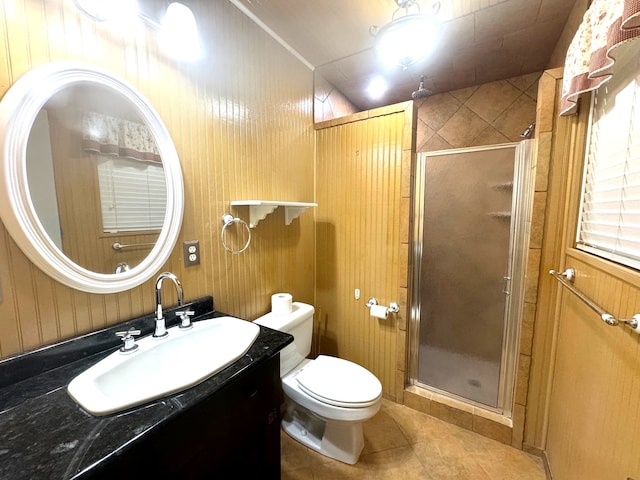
229, 200, 317, 228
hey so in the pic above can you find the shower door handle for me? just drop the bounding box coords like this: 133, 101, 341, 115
502, 276, 511, 295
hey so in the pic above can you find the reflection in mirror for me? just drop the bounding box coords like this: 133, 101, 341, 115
0, 61, 183, 294
26, 84, 166, 274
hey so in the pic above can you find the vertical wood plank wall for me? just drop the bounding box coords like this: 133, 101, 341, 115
529, 71, 640, 478
0, 0, 315, 359
315, 104, 414, 399
546, 253, 640, 479
525, 69, 640, 479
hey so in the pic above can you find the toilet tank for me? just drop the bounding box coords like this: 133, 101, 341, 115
254, 302, 315, 377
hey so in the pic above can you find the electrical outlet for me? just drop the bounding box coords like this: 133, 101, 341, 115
354, 288, 360, 300
183, 240, 200, 267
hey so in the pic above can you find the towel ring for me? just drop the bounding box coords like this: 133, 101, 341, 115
221, 214, 251, 254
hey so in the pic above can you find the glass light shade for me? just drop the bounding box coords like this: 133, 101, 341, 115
161, 2, 202, 61
374, 14, 442, 68
367, 76, 388, 100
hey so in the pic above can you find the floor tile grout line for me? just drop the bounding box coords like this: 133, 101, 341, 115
281, 400, 546, 480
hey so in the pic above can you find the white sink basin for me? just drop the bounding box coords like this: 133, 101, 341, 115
67, 316, 260, 416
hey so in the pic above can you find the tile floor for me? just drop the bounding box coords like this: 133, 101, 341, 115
281, 399, 547, 480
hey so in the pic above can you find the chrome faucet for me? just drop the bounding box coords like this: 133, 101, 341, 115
153, 272, 184, 338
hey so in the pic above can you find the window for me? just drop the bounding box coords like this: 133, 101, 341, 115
576, 53, 640, 269
96, 155, 167, 233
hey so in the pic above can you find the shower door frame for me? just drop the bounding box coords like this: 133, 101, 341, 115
408, 141, 534, 418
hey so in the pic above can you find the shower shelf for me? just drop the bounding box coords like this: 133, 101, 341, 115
491, 182, 513, 191
230, 200, 317, 228
489, 211, 512, 219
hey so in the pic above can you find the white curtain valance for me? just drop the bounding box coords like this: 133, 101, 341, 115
82, 111, 161, 163
560, 0, 640, 116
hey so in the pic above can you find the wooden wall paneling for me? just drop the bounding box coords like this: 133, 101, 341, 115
0, 230, 20, 358
546, 255, 640, 479
25, 0, 49, 65
30, 268, 57, 344
534, 70, 640, 479
315, 107, 406, 397
0, 3, 9, 88
524, 71, 583, 450
5, 0, 31, 79
0, 0, 315, 359
354, 119, 363, 362
7, 240, 40, 349
42, 1, 66, 63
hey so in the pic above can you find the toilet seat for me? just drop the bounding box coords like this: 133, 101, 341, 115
295, 355, 382, 408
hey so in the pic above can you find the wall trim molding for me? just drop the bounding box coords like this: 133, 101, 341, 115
228, 0, 314, 71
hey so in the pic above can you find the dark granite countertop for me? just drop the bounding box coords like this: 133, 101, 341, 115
0, 296, 292, 479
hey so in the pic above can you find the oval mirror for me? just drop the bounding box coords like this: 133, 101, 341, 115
0, 62, 184, 294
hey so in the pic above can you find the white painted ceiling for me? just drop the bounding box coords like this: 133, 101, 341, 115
234, 0, 579, 110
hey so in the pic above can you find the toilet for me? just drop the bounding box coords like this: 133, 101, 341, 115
254, 302, 382, 465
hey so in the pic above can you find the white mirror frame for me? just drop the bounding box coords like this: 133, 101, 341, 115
0, 61, 184, 294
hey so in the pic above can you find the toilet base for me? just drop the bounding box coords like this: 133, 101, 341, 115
282, 401, 364, 465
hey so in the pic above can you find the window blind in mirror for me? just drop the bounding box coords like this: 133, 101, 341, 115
96, 155, 167, 233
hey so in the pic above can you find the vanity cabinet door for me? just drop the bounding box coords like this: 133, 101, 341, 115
196, 354, 282, 478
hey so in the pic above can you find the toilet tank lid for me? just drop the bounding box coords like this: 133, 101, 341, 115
253, 302, 315, 330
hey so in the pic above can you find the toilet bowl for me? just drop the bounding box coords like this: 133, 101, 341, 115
254, 302, 382, 464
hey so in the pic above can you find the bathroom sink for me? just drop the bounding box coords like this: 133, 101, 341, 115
67, 316, 260, 416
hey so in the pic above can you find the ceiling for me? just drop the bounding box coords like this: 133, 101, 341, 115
233, 0, 578, 110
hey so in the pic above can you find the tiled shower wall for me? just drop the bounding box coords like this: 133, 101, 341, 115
404, 71, 543, 448
415, 72, 540, 151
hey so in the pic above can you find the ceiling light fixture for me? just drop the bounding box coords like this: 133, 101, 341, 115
366, 76, 388, 100
73, 0, 201, 62
372, 0, 442, 70
159, 2, 202, 61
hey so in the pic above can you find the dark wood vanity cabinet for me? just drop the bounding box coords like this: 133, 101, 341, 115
89, 353, 282, 479
0, 299, 293, 479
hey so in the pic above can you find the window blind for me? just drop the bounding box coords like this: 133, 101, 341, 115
576, 55, 640, 270
96, 155, 167, 233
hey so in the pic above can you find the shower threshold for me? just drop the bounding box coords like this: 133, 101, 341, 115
407, 382, 513, 424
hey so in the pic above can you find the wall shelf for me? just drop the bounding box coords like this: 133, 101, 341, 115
230, 200, 317, 228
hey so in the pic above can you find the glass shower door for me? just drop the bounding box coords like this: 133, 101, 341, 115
416, 145, 516, 408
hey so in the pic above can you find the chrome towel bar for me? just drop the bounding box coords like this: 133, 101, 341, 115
549, 268, 640, 332
112, 242, 155, 251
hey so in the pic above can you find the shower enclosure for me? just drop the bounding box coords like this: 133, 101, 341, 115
409, 142, 533, 416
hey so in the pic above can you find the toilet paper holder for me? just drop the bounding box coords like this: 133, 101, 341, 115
366, 297, 400, 314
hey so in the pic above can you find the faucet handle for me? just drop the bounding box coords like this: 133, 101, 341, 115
115, 327, 141, 353
176, 310, 195, 329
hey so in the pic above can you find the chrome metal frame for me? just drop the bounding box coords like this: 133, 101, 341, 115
408, 141, 535, 419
